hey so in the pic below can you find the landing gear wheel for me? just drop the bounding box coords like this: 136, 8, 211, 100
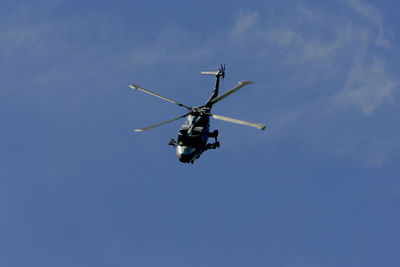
209, 130, 219, 138
212, 130, 219, 137
215, 141, 220, 148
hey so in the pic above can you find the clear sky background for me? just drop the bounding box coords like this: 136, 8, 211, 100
1, 0, 399, 266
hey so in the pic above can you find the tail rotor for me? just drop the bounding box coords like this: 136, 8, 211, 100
219, 64, 226, 78
201, 64, 226, 78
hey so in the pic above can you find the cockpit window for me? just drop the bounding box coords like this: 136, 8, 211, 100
178, 133, 202, 147
179, 129, 188, 135
192, 126, 203, 134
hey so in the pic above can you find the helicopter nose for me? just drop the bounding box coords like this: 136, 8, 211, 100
178, 153, 192, 163
176, 145, 196, 163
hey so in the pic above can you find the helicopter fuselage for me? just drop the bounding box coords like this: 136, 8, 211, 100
175, 113, 211, 163
171, 71, 223, 163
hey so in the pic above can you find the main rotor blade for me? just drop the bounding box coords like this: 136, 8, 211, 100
130, 84, 191, 109
211, 114, 266, 130
208, 80, 253, 105
134, 114, 188, 132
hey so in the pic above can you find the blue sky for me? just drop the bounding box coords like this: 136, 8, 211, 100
1, 0, 400, 266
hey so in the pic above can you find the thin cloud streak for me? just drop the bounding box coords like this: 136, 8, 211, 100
234, 2, 396, 116
225, 1, 398, 165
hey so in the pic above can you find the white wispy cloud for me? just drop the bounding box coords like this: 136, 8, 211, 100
337, 56, 395, 114
348, 0, 389, 48
229, 11, 259, 41
224, 1, 396, 116
223, 1, 398, 165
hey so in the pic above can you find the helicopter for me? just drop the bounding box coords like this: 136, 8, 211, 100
130, 64, 265, 164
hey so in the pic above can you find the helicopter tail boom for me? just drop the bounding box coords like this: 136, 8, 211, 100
207, 80, 253, 105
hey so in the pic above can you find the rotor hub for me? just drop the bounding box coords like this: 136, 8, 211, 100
189, 107, 202, 116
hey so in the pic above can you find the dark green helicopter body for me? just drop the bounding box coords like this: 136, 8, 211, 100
130, 65, 265, 164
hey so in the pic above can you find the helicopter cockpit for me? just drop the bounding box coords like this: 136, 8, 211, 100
177, 127, 203, 147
